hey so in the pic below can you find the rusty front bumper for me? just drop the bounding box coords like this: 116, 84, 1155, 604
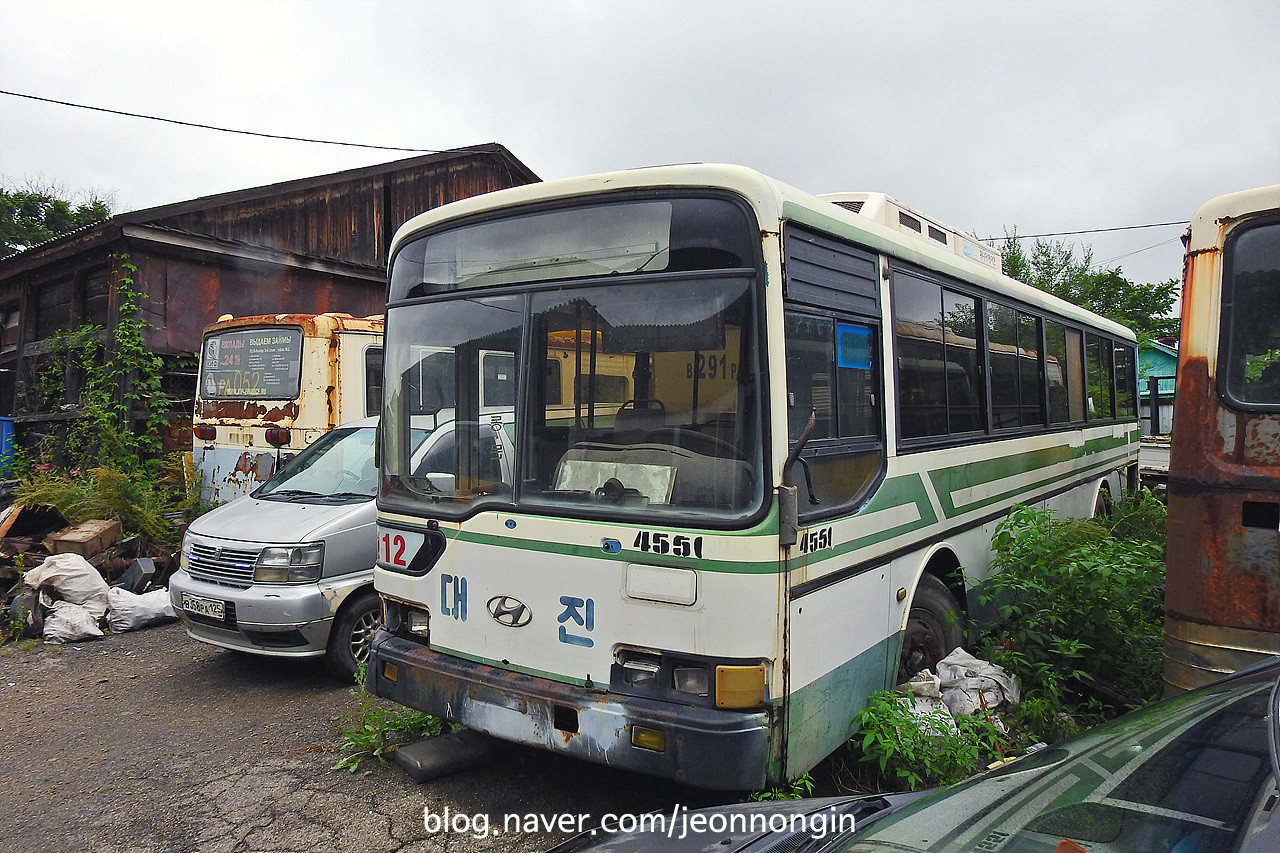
367, 632, 773, 790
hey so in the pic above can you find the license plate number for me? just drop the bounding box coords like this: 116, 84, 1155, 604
182, 593, 225, 620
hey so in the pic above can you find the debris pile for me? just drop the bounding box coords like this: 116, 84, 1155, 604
1, 504, 177, 644
900, 648, 1021, 726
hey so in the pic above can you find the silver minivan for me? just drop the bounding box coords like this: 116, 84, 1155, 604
170, 417, 381, 680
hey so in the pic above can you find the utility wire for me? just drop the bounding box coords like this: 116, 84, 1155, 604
0, 88, 442, 153
0, 88, 1201, 241
986, 220, 1189, 242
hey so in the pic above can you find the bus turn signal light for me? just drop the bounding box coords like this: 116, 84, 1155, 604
715, 664, 767, 708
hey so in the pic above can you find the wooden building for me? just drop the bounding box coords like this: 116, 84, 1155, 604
0, 144, 539, 441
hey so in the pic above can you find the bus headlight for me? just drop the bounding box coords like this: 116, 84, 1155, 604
406, 608, 430, 638
254, 543, 324, 583
672, 665, 710, 697
612, 649, 769, 709
620, 654, 661, 688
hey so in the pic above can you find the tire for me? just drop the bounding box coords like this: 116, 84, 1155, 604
1093, 487, 1112, 518
325, 590, 382, 682
898, 573, 964, 682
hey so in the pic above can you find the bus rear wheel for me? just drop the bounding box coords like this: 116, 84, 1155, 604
898, 574, 964, 683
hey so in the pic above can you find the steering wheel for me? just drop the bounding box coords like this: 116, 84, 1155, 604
333, 468, 363, 490
643, 427, 743, 459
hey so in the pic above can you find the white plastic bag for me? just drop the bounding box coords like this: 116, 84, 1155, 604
106, 587, 177, 632
42, 600, 105, 642
937, 648, 1021, 716
24, 553, 110, 618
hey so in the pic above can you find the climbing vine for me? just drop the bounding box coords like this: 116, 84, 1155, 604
22, 252, 172, 475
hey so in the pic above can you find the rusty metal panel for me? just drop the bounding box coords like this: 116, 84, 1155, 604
145, 149, 538, 269
1164, 185, 1280, 693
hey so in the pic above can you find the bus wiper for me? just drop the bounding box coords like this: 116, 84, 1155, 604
261, 488, 325, 499
321, 491, 377, 501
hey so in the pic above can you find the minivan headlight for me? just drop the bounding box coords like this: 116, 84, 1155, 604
254, 543, 324, 583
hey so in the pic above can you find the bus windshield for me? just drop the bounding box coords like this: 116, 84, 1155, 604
381, 276, 764, 523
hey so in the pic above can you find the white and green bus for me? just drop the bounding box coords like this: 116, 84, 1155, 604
368, 165, 1139, 789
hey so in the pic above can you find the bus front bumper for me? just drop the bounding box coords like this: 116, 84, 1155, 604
367, 632, 773, 790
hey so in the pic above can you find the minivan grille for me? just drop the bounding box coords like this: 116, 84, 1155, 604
188, 542, 260, 588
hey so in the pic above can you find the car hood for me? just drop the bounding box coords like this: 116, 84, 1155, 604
187, 494, 375, 545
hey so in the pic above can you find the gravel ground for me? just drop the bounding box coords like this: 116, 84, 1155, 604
0, 621, 728, 853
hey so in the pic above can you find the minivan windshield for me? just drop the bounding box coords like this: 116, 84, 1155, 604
254, 425, 378, 504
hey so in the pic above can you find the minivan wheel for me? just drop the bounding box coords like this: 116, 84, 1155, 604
325, 591, 382, 682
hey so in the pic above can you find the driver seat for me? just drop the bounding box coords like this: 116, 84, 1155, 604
612, 398, 666, 443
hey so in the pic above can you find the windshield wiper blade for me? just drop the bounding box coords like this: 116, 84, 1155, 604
261, 488, 325, 499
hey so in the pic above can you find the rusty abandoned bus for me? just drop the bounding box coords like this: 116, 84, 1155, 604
367, 165, 1139, 788
1165, 184, 1280, 692
193, 312, 383, 503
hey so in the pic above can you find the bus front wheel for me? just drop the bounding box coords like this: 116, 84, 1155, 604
898, 574, 963, 683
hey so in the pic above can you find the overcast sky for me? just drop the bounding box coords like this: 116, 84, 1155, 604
2, 0, 1277, 285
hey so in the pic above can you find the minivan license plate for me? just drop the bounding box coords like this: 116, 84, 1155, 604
182, 593, 225, 620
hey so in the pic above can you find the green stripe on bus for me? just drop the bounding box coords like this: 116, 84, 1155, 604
928, 437, 1136, 517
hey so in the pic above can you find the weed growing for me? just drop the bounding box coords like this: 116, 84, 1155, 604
332, 665, 445, 772
15, 456, 202, 551
747, 773, 815, 801
848, 692, 1008, 792
844, 490, 1168, 791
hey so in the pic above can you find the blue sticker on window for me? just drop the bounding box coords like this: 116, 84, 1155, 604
836, 323, 873, 370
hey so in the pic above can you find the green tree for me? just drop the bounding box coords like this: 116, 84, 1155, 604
1001, 232, 1179, 341
0, 179, 113, 258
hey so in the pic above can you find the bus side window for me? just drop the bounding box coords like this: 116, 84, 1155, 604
784, 311, 883, 517
366, 347, 384, 416
1086, 334, 1115, 419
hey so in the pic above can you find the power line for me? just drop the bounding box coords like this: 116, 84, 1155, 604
1094, 236, 1184, 270
0, 88, 442, 153
0, 88, 1202, 243
987, 220, 1189, 242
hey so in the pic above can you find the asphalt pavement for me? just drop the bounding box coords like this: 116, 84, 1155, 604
0, 621, 723, 852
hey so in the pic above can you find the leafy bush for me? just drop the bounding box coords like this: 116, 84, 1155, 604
15, 455, 203, 551
979, 492, 1167, 731
848, 691, 1006, 791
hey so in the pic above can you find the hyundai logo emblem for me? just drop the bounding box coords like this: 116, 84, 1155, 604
487, 595, 532, 627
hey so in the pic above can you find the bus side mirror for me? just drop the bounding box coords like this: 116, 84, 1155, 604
779, 410, 817, 549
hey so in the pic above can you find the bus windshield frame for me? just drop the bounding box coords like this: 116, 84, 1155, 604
381, 194, 767, 528
1220, 215, 1280, 411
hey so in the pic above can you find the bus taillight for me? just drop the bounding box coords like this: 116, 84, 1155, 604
265, 427, 291, 447
193, 425, 216, 441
